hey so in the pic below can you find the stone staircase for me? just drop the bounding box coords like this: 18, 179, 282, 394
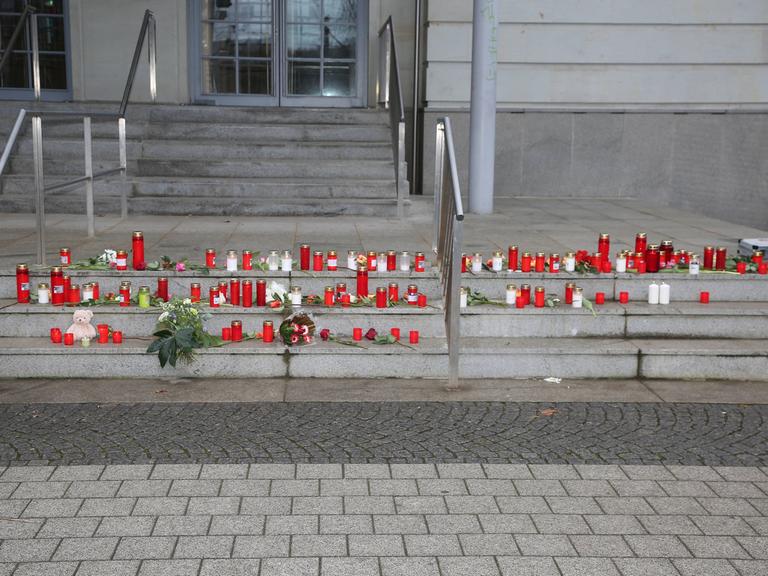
0, 103, 404, 216
1, 263, 767, 380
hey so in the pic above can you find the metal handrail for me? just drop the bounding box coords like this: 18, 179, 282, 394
433, 118, 464, 389
378, 16, 407, 210
120, 9, 157, 118
0, 5, 35, 79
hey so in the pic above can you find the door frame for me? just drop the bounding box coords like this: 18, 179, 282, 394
188, 0, 368, 107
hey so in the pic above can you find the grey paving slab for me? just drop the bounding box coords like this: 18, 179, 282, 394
12, 563, 78, 576
291, 535, 346, 557
22, 499, 83, 518
496, 496, 551, 514
150, 465, 202, 480
199, 465, 249, 480
497, 556, 561, 576
439, 556, 501, 576
154, 515, 211, 536
404, 534, 462, 556
220, 480, 270, 497
0, 538, 59, 562
114, 536, 177, 560
187, 496, 239, 515
673, 559, 738, 576
265, 515, 318, 535
369, 480, 418, 496
612, 558, 681, 576
169, 480, 221, 497
199, 559, 261, 576
38, 517, 101, 538
321, 515, 373, 535
136, 559, 201, 576
249, 465, 296, 479
624, 535, 691, 558
320, 480, 368, 496
66, 481, 121, 499
731, 560, 768, 576
52, 537, 119, 561
320, 557, 378, 576
546, 496, 603, 514
531, 514, 591, 535
11, 482, 70, 499
515, 534, 577, 557
348, 535, 405, 556
174, 535, 233, 559
344, 464, 391, 479
638, 515, 702, 535
0, 517, 43, 539
293, 496, 344, 515
240, 497, 291, 515
260, 557, 319, 576
232, 535, 290, 558
131, 497, 185, 517
736, 536, 768, 559
380, 557, 440, 576
425, 514, 482, 534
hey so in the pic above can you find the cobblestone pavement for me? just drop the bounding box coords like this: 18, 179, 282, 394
0, 463, 767, 576
0, 402, 765, 466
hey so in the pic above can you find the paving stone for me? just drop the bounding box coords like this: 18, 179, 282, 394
343, 464, 390, 479
66, 481, 121, 498
0, 499, 28, 517
345, 496, 396, 514
293, 497, 343, 515
271, 480, 319, 497
647, 497, 708, 515
425, 514, 482, 534
584, 515, 646, 535
570, 535, 634, 557
117, 480, 172, 498
187, 496, 239, 515
129, 497, 185, 516
240, 497, 291, 515
665, 466, 723, 482
248, 465, 296, 479
478, 513, 537, 534
155, 515, 212, 536
348, 535, 405, 556
730, 560, 768, 576
556, 557, 621, 576
436, 464, 486, 478
467, 479, 518, 496
672, 559, 738, 576
232, 535, 290, 557
597, 497, 655, 515
562, 480, 616, 497
439, 556, 501, 576
0, 467, 54, 482
692, 513, 764, 536
575, 465, 628, 481
445, 496, 499, 514
0, 516, 43, 538
12, 562, 78, 576
748, 498, 768, 515
483, 465, 533, 479
320, 557, 378, 576
610, 481, 665, 497
114, 536, 176, 560
496, 496, 551, 514
404, 534, 462, 556
291, 535, 346, 557
496, 556, 560, 576
0, 565, 14, 576
53, 537, 118, 561
208, 514, 263, 535
297, 464, 342, 479
169, 480, 221, 497
624, 535, 691, 558
546, 496, 602, 514
745, 517, 768, 536
697, 497, 761, 516
373, 514, 426, 534
621, 466, 676, 481
265, 515, 318, 535
0, 538, 59, 562
514, 480, 567, 496
199, 559, 260, 576
380, 557, 439, 576
101, 466, 153, 481
320, 480, 368, 496
514, 534, 577, 557
612, 558, 681, 576
369, 480, 418, 496
736, 536, 768, 559
219, 480, 270, 497
714, 467, 768, 482
529, 465, 580, 480
460, 533, 518, 555
174, 535, 233, 559
199, 465, 248, 480
658, 481, 716, 498
638, 515, 701, 535
416, 479, 467, 496
12, 482, 70, 499
150, 465, 202, 480
531, 513, 591, 535
320, 515, 373, 535
707, 482, 766, 498
0, 483, 16, 499
390, 465, 437, 479
136, 559, 201, 576
38, 517, 100, 538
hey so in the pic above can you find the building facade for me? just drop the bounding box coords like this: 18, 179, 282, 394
2, 0, 767, 226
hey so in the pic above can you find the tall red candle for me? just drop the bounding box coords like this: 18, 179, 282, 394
205, 249, 216, 269
388, 283, 399, 303
521, 253, 532, 273
598, 234, 610, 262
703, 246, 714, 270
534, 253, 546, 273
132, 231, 144, 269
262, 320, 274, 343
367, 251, 377, 272
300, 245, 310, 270
256, 279, 267, 307
230, 278, 240, 306
190, 282, 201, 303
242, 280, 253, 307
243, 250, 253, 271
635, 233, 647, 255
715, 247, 727, 271
387, 251, 397, 271
376, 287, 387, 308
645, 245, 660, 273
534, 286, 545, 308
461, 254, 468, 273
231, 320, 243, 342
313, 251, 324, 272
356, 266, 369, 298
157, 277, 169, 302
520, 284, 531, 305
15, 264, 30, 303
508, 245, 518, 272
68, 284, 81, 304
209, 287, 220, 308
548, 253, 560, 273
327, 251, 338, 271
324, 286, 335, 306
565, 282, 575, 305
51, 267, 65, 306
119, 281, 131, 307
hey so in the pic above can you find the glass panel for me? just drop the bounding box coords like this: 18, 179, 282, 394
203, 58, 236, 94
323, 24, 354, 59
1, 15, 27, 49
287, 23, 320, 58
0, 52, 28, 87
323, 62, 354, 96
286, 0, 320, 23
202, 0, 235, 21
36, 15, 65, 52
288, 61, 320, 95
30, 0, 63, 14
237, 0, 271, 22
239, 59, 270, 94
237, 23, 270, 58
39, 53, 65, 88
323, 0, 356, 23
0, 1, 24, 13
203, 22, 236, 57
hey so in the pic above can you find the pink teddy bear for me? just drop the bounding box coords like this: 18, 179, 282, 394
66, 309, 97, 341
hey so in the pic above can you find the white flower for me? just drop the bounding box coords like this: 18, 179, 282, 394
158, 311, 169, 322
191, 309, 198, 316
183, 298, 191, 305
266, 281, 287, 303
103, 249, 117, 264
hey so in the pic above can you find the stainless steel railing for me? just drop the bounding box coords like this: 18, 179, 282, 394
0, 9, 157, 265
432, 118, 464, 389
377, 16, 408, 211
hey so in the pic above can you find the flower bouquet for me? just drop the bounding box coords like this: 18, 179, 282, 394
279, 312, 315, 346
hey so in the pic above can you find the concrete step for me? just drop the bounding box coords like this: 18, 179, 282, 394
0, 337, 765, 380
145, 122, 392, 143
147, 106, 390, 126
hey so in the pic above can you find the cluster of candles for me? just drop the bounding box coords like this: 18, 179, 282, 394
219, 321, 419, 345
464, 233, 767, 275
49, 324, 121, 346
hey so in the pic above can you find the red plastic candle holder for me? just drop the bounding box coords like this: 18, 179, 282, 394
619, 291, 629, 304
595, 292, 606, 305
700, 291, 710, 304
64, 332, 74, 346
221, 327, 231, 341
111, 331, 123, 344
352, 327, 362, 341
390, 327, 400, 341
50, 328, 62, 344
409, 330, 419, 344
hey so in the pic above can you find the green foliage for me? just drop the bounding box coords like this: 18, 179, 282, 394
146, 297, 217, 368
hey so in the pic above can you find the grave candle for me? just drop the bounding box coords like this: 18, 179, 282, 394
572, 287, 583, 309
635, 233, 647, 254
226, 250, 238, 272
388, 283, 399, 302
282, 251, 293, 272
564, 251, 576, 273
230, 278, 240, 306
138, 286, 151, 308
508, 246, 519, 272
534, 286, 545, 308
243, 250, 253, 271
535, 252, 546, 273
399, 251, 410, 272
356, 266, 369, 298
327, 251, 338, 271
16, 264, 30, 303
116, 250, 128, 271
415, 252, 426, 272
376, 287, 387, 308
190, 283, 201, 303
205, 248, 216, 268
37, 283, 50, 304
60, 247, 71, 267
506, 284, 516, 305
231, 320, 243, 342
492, 251, 503, 272
312, 251, 323, 272
703, 246, 714, 270
119, 281, 131, 307
263, 320, 274, 343
324, 286, 335, 306
242, 280, 253, 307
715, 247, 727, 271
157, 277, 169, 302
300, 244, 310, 270
132, 232, 144, 269
549, 253, 560, 273
209, 286, 220, 308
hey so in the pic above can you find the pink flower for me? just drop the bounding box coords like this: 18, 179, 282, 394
303, 335, 311, 343
298, 325, 308, 335
290, 334, 300, 344
175, 261, 186, 272
319, 329, 331, 341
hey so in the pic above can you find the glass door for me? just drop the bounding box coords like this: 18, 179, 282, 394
195, 0, 366, 107
0, 0, 70, 101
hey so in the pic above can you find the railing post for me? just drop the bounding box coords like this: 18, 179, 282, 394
378, 23, 391, 107
32, 115, 45, 266
30, 13, 41, 101
433, 121, 445, 254
148, 14, 157, 103
84, 117, 95, 238
119, 118, 128, 219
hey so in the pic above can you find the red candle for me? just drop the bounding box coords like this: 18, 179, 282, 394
341, 294, 351, 307
388, 283, 399, 303
116, 250, 128, 271
119, 282, 131, 307
417, 293, 427, 308
715, 247, 727, 271
242, 280, 253, 307
409, 330, 419, 344
367, 251, 377, 272
92, 282, 100, 300
324, 286, 335, 306
703, 246, 714, 270
534, 253, 546, 273
461, 254, 468, 273
50, 328, 62, 343
68, 284, 81, 304
619, 291, 629, 304
508, 246, 518, 272
97, 324, 109, 344
229, 279, 240, 306
221, 327, 231, 341
635, 254, 646, 274
157, 277, 169, 302
205, 249, 216, 269
327, 251, 338, 271
752, 250, 764, 265
661, 241, 674, 265
415, 252, 425, 272
256, 280, 267, 307
190, 283, 201, 303
521, 253, 532, 273
60, 247, 71, 267
64, 332, 74, 346
300, 244, 310, 270
548, 254, 560, 274
646, 245, 660, 273
132, 231, 144, 269
515, 296, 524, 309
635, 233, 647, 255
659, 250, 667, 270
231, 321, 242, 342
601, 259, 611, 273
313, 251, 324, 272
736, 261, 747, 274
700, 291, 710, 304
16, 264, 30, 303
387, 251, 397, 271
521, 284, 531, 305
595, 292, 605, 305
591, 253, 601, 271
565, 282, 575, 305
356, 266, 369, 298
51, 267, 65, 306
376, 287, 387, 308
111, 331, 123, 344
218, 280, 228, 301
390, 327, 400, 341
209, 287, 220, 308
407, 284, 418, 305
759, 263, 768, 275
262, 320, 274, 343
534, 287, 545, 308
598, 234, 610, 263
243, 250, 253, 271
63, 276, 71, 300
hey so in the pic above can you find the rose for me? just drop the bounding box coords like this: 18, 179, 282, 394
319, 328, 330, 341
303, 335, 311, 343
176, 262, 186, 272
290, 334, 299, 344
364, 328, 377, 341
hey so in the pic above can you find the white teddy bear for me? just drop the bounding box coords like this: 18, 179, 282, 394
66, 309, 97, 341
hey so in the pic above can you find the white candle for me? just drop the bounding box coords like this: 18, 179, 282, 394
659, 282, 670, 305
648, 282, 660, 305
